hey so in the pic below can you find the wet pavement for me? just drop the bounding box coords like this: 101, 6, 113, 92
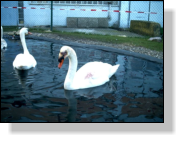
1, 38, 163, 122
52, 27, 145, 37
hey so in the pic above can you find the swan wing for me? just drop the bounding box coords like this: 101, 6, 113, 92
1, 26, 7, 49
72, 62, 118, 89
13, 53, 37, 70
1, 39, 7, 49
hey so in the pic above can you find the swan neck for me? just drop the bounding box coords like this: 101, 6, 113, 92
1, 26, 3, 39
65, 49, 78, 87
67, 53, 77, 79
20, 32, 29, 54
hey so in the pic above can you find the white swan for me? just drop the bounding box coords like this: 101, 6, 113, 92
58, 46, 120, 90
13, 27, 37, 70
1, 26, 7, 49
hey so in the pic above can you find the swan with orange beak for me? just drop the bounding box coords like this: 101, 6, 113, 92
58, 46, 119, 90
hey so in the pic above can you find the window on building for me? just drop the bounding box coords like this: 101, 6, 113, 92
30, 1, 50, 4
30, 1, 119, 6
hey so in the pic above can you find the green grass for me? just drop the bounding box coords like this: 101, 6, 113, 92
51, 30, 163, 52
3, 26, 163, 52
3, 26, 46, 32
29, 27, 48, 32
3, 26, 19, 32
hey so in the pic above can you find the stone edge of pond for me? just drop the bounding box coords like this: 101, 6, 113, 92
28, 36, 163, 64
6, 35, 163, 64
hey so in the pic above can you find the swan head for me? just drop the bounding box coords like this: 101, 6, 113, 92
58, 46, 71, 69
20, 27, 32, 35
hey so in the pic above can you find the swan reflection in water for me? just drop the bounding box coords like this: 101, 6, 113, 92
13, 68, 38, 107
64, 76, 117, 122
14, 69, 29, 86
14, 68, 37, 87
1, 49, 5, 63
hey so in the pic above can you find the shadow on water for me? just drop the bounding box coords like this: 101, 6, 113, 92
1, 39, 163, 122
64, 76, 117, 122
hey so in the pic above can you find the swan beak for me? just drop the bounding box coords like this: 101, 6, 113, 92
58, 59, 64, 69
28, 32, 32, 35
58, 51, 67, 69
58, 54, 64, 69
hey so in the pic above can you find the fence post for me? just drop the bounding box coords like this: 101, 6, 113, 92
118, 1, 121, 29
128, 1, 131, 28
51, 1, 53, 31
148, 1, 151, 21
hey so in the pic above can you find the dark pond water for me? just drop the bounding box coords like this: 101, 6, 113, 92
1, 39, 163, 122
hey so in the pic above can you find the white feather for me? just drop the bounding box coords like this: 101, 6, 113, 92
59, 46, 119, 90
13, 27, 37, 70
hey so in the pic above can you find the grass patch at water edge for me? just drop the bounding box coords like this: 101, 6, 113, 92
3, 27, 163, 52
51, 30, 163, 52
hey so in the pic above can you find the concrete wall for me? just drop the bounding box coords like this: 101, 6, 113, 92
67, 17, 108, 28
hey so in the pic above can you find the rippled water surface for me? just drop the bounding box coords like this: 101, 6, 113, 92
1, 39, 163, 122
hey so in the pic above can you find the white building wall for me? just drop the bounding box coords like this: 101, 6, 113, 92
23, 1, 51, 27
149, 1, 163, 27
24, 1, 119, 27
1, 1, 163, 28
120, 1, 163, 28
129, 1, 150, 26
119, 1, 130, 28
1, 1, 18, 26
